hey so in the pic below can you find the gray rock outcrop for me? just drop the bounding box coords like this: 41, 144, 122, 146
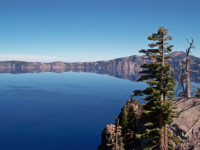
98, 124, 122, 150
170, 98, 200, 150
98, 97, 142, 150
98, 98, 200, 150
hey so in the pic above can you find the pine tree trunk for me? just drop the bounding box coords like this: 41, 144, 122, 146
159, 114, 164, 150
164, 95, 168, 149
164, 121, 168, 149
159, 94, 164, 150
159, 33, 165, 150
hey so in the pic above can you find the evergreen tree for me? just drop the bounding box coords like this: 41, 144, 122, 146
127, 106, 138, 134
196, 87, 200, 98
121, 104, 128, 137
134, 27, 179, 150
124, 106, 139, 150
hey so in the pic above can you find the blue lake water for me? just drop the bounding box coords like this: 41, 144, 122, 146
1, 71, 199, 150
0, 72, 148, 150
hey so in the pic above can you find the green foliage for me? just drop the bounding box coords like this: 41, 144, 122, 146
121, 104, 128, 137
114, 115, 118, 138
196, 87, 200, 98
168, 130, 181, 150
116, 104, 140, 150
127, 106, 138, 132
124, 106, 139, 149
133, 27, 179, 149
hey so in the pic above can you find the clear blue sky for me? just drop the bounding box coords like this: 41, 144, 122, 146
0, 0, 200, 62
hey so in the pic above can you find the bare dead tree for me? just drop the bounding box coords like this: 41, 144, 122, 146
176, 38, 195, 98
185, 38, 195, 98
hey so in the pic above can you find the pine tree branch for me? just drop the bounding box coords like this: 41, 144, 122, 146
137, 128, 158, 138
167, 126, 182, 140
150, 143, 159, 150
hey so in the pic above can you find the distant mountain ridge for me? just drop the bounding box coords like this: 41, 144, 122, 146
168, 51, 198, 59
0, 51, 199, 72
0, 51, 199, 83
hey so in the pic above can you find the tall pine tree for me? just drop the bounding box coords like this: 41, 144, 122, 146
134, 27, 178, 150
121, 104, 128, 137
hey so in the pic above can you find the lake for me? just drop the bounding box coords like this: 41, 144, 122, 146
0, 71, 199, 150
0, 71, 147, 150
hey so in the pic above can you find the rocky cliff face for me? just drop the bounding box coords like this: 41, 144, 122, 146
98, 98, 200, 150
98, 97, 142, 150
0, 51, 199, 82
98, 124, 122, 150
1, 51, 199, 71
0, 55, 151, 70
170, 98, 200, 150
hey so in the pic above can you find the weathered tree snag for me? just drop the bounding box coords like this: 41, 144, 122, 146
185, 38, 195, 98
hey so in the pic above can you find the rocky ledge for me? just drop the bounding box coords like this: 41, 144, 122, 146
98, 98, 200, 150
98, 97, 142, 150
170, 98, 200, 150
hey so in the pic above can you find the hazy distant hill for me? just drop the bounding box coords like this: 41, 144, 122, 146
169, 51, 197, 59
0, 51, 199, 69
0, 51, 199, 74
0, 51, 199, 82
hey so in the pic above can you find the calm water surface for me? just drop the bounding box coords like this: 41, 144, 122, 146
0, 72, 147, 150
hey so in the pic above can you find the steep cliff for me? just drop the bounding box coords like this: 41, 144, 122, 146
0, 51, 199, 82
98, 98, 200, 150
98, 97, 142, 150
169, 98, 200, 150
0, 51, 199, 71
